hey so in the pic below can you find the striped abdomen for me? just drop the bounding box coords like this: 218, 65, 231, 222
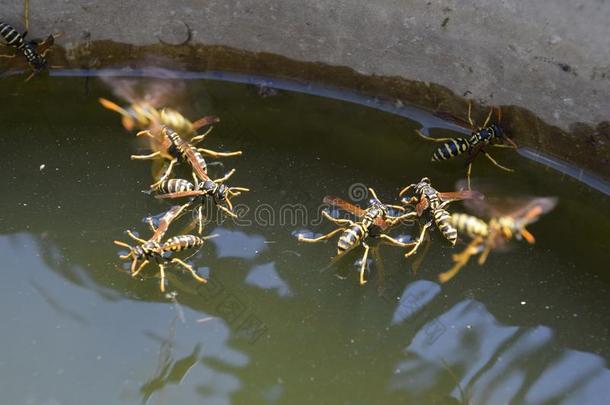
0, 22, 25, 48
155, 178, 196, 194
166, 128, 208, 179
337, 224, 367, 254
161, 235, 205, 253
432, 138, 471, 161
433, 208, 458, 245
450, 213, 488, 239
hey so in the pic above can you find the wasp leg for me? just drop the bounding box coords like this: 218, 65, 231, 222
482, 151, 514, 172
467, 101, 474, 128
214, 169, 236, 183
172, 258, 208, 284
126, 230, 147, 244
132, 260, 150, 277
0, 50, 16, 58
298, 227, 345, 243
378, 234, 416, 248
197, 148, 243, 158
190, 126, 215, 144
415, 129, 457, 143
358, 243, 371, 285
404, 223, 432, 258
197, 205, 204, 234
387, 211, 418, 226
439, 238, 482, 283
478, 236, 494, 265
158, 264, 167, 292
131, 151, 162, 160
151, 158, 178, 188
399, 183, 417, 197
24, 0, 30, 30
411, 235, 431, 274
482, 106, 494, 127
24, 71, 36, 82
146, 217, 157, 233
466, 162, 473, 191
493, 142, 518, 149
322, 211, 354, 226
217, 204, 238, 218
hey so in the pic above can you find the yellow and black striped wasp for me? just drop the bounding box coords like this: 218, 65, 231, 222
438, 186, 557, 283
113, 205, 217, 292
0, 20, 60, 81
398, 177, 483, 258
153, 171, 249, 231
298, 188, 417, 285
417, 102, 518, 189
134, 126, 242, 187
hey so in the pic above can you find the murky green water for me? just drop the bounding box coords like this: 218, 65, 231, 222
1, 75, 609, 405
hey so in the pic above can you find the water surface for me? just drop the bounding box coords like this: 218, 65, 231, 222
0, 75, 609, 404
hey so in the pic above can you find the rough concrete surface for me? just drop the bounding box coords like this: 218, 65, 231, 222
1, 1, 609, 161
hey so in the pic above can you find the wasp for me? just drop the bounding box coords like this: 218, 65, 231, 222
153, 171, 249, 231
438, 194, 557, 283
298, 188, 417, 285
134, 126, 242, 187
417, 102, 518, 189
398, 177, 483, 258
0, 21, 60, 81
99, 97, 220, 142
113, 205, 217, 292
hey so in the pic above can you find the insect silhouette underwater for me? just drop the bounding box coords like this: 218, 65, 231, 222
438, 194, 557, 283
399, 177, 483, 258
417, 102, 518, 189
113, 205, 217, 292
298, 188, 417, 285
0, 20, 60, 81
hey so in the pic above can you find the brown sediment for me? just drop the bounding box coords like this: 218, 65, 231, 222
7, 40, 610, 179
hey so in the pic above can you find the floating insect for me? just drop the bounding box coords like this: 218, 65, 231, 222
113, 205, 216, 292
134, 126, 242, 187
298, 188, 417, 285
398, 177, 483, 258
153, 171, 249, 230
99, 97, 219, 141
417, 102, 517, 189
0, 21, 60, 81
438, 194, 557, 283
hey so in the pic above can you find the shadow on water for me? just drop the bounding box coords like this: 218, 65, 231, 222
0, 72, 609, 404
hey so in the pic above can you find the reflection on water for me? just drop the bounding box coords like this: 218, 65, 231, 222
0, 75, 609, 404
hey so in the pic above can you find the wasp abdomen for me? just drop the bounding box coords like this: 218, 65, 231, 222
434, 209, 458, 245
337, 225, 366, 254
162, 235, 205, 252
0, 22, 24, 48
432, 138, 470, 161
450, 213, 488, 239
156, 179, 196, 194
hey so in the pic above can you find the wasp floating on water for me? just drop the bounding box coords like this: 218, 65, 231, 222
113, 205, 217, 292
153, 170, 249, 230
0, 21, 60, 81
135, 126, 242, 187
299, 188, 417, 285
398, 177, 483, 258
417, 102, 518, 189
438, 184, 557, 282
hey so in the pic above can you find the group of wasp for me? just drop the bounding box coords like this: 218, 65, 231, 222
2, 14, 556, 290
101, 98, 250, 293
298, 103, 556, 285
